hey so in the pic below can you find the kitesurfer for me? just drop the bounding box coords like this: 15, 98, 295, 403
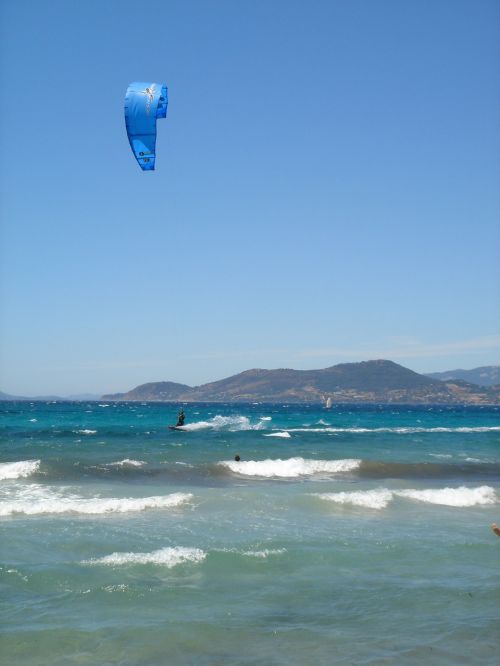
175, 408, 185, 427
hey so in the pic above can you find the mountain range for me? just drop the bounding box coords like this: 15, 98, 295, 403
101, 360, 499, 405
0, 391, 101, 401
3, 362, 498, 404
425, 366, 500, 387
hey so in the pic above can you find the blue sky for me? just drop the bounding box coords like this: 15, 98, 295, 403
0, 0, 498, 395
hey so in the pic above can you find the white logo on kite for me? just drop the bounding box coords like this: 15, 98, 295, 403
140, 85, 156, 115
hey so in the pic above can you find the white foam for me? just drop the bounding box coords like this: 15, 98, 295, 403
77, 429, 97, 435
260, 416, 272, 421
315, 486, 497, 510
0, 460, 40, 481
264, 431, 291, 438
454, 427, 500, 433
108, 459, 146, 467
180, 415, 263, 432
219, 457, 361, 478
397, 486, 497, 507
0, 490, 192, 517
316, 489, 393, 509
242, 548, 287, 558
84, 546, 205, 567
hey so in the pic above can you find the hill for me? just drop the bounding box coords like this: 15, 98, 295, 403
0, 390, 64, 401
101, 360, 499, 404
103, 381, 193, 402
426, 366, 500, 387
0, 391, 22, 400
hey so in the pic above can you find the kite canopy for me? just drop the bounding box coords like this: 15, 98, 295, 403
124, 82, 168, 171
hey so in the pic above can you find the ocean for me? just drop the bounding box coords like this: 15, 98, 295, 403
1, 401, 499, 665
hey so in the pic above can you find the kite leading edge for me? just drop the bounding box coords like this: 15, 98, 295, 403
124, 82, 168, 171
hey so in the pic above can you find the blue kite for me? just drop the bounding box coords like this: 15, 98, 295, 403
124, 82, 168, 171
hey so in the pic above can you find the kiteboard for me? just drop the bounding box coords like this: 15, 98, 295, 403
169, 425, 186, 431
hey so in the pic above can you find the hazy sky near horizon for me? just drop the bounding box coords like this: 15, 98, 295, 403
1, 0, 499, 395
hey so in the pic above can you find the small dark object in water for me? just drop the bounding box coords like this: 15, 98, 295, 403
234, 455, 241, 461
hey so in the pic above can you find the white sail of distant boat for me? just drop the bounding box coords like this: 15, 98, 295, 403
324, 396, 332, 408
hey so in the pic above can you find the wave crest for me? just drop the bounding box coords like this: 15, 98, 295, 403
315, 485, 497, 509
108, 459, 146, 468
179, 415, 265, 431
264, 432, 291, 438
219, 457, 361, 478
83, 546, 205, 567
397, 485, 497, 507
316, 489, 393, 509
242, 548, 287, 558
0, 460, 40, 481
0, 490, 192, 517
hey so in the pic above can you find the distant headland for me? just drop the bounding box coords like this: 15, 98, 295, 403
2, 361, 498, 405
100, 360, 499, 405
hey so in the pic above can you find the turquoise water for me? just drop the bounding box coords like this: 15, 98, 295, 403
1, 401, 499, 665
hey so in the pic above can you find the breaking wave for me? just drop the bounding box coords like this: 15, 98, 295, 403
264, 431, 291, 438
397, 486, 497, 507
0, 460, 41, 480
83, 546, 205, 567
2, 456, 498, 486
315, 485, 497, 509
316, 489, 394, 509
219, 457, 361, 478
178, 415, 266, 432
242, 548, 287, 558
108, 459, 146, 468
0, 487, 192, 517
